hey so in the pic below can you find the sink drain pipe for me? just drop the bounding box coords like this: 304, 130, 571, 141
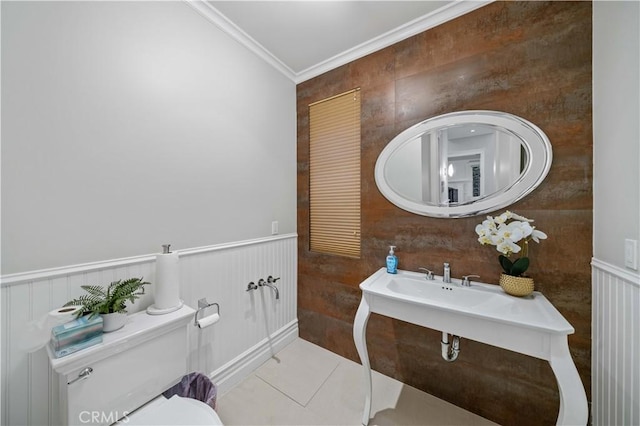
441, 332, 461, 362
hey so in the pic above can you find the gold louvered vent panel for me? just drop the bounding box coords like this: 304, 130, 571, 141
309, 89, 361, 258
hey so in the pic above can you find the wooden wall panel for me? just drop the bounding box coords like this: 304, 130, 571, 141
296, 2, 592, 425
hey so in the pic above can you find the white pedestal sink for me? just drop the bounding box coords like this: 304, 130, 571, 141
353, 268, 587, 425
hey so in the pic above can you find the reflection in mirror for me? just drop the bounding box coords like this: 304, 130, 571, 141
375, 111, 552, 218
385, 124, 527, 206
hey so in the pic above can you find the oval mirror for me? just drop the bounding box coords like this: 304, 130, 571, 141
375, 111, 552, 218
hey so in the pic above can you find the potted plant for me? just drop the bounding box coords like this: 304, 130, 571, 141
64, 277, 150, 332
475, 211, 547, 296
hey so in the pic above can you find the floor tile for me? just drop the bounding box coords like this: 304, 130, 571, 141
306, 355, 497, 426
254, 338, 340, 406
369, 383, 497, 425
217, 338, 499, 426
304, 359, 366, 424
216, 374, 319, 425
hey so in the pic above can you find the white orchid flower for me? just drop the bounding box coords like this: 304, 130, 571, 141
509, 211, 533, 222
475, 220, 497, 237
531, 229, 548, 243
484, 216, 498, 228
476, 210, 546, 277
494, 213, 507, 225
476, 211, 546, 255
490, 234, 503, 245
477, 235, 492, 245
517, 221, 534, 239
497, 239, 521, 255
498, 222, 525, 243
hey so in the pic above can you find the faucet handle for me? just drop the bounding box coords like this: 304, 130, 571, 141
418, 267, 434, 280
462, 275, 480, 286
267, 275, 280, 284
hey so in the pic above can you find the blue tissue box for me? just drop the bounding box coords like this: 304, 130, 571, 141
51, 315, 103, 358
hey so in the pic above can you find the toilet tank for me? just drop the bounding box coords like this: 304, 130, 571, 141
47, 305, 195, 426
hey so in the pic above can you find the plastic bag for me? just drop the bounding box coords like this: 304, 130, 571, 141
162, 372, 217, 410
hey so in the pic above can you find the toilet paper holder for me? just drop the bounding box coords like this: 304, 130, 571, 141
194, 298, 220, 326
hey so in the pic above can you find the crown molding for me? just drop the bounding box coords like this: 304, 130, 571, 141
183, 0, 297, 81
184, 0, 493, 84
295, 0, 493, 83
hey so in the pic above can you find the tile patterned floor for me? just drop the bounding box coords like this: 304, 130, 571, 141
216, 338, 498, 425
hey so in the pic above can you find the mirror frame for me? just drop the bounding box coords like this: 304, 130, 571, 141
374, 110, 552, 218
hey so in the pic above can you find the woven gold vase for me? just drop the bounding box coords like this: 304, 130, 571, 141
499, 274, 534, 297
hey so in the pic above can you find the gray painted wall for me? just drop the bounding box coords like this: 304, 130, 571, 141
1, 1, 296, 274
593, 1, 640, 270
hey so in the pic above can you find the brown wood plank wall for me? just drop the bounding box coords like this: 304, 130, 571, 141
296, 2, 592, 424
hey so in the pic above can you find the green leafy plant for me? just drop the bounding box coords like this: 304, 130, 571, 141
498, 254, 530, 277
475, 211, 547, 277
64, 277, 150, 318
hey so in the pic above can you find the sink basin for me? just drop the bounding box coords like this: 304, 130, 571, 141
360, 268, 572, 334
354, 268, 588, 426
386, 275, 514, 310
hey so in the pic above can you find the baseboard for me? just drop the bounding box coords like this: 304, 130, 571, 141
209, 319, 299, 395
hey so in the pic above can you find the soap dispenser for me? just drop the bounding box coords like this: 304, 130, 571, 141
386, 246, 398, 274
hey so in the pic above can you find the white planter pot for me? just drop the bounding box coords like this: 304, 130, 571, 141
100, 312, 128, 332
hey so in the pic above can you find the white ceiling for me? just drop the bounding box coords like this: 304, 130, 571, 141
186, 1, 492, 83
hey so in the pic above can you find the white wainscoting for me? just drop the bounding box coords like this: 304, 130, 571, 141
1, 234, 298, 426
592, 258, 640, 426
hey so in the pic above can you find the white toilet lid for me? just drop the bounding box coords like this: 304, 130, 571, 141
125, 395, 223, 425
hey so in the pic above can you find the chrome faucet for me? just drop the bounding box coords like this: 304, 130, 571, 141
443, 263, 451, 283
258, 276, 280, 299
461, 274, 480, 287
418, 267, 434, 280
